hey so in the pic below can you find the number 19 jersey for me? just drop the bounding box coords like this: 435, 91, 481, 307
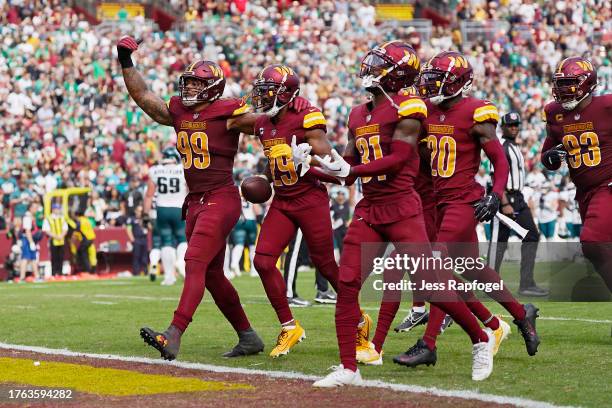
148, 163, 188, 208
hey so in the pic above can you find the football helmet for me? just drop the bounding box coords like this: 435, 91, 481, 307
552, 57, 597, 111
418, 51, 473, 105
359, 40, 421, 93
252, 65, 300, 116
178, 60, 226, 106
161, 147, 181, 164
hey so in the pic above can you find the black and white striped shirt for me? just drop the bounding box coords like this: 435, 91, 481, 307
503, 139, 525, 192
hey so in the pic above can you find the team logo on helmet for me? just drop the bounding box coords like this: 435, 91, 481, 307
251, 64, 300, 117
418, 51, 474, 105
359, 40, 421, 95
552, 57, 597, 111
179, 61, 226, 107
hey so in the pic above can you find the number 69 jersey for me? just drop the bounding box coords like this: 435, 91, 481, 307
544, 94, 612, 199
168, 96, 250, 193
423, 97, 499, 205
148, 162, 187, 208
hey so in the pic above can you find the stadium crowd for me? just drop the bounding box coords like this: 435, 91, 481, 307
0, 0, 610, 278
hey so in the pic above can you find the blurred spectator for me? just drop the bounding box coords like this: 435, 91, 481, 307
126, 205, 149, 276
19, 202, 40, 282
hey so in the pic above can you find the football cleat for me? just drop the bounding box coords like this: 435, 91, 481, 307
140, 325, 182, 361
439, 315, 453, 333
269, 320, 305, 358
312, 365, 364, 388
287, 296, 311, 307
492, 318, 511, 356
472, 328, 495, 381
393, 338, 437, 367
394, 309, 429, 332
160, 278, 176, 286
356, 341, 383, 365
223, 328, 265, 358
514, 303, 540, 356
356, 312, 373, 349
314, 290, 337, 304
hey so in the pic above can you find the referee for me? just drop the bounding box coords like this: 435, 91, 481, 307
488, 112, 548, 297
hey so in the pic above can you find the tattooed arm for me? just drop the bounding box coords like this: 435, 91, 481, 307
117, 36, 173, 126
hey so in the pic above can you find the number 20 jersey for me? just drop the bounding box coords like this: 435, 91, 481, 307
544, 94, 612, 199
168, 96, 250, 193
423, 97, 499, 205
148, 163, 187, 208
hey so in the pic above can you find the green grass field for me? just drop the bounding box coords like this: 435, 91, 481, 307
1, 270, 610, 407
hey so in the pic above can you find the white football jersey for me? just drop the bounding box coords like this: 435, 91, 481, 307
149, 163, 187, 208
241, 197, 256, 220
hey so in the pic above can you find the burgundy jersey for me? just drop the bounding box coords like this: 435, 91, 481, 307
544, 94, 612, 199
423, 97, 499, 205
255, 107, 328, 199
348, 94, 427, 202
415, 149, 435, 205
168, 96, 250, 193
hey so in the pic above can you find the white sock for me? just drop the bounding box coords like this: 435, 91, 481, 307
231, 244, 244, 271
149, 248, 161, 267
412, 306, 426, 313
161, 246, 176, 282
248, 245, 256, 274
281, 319, 296, 330
223, 244, 231, 275
175, 242, 187, 277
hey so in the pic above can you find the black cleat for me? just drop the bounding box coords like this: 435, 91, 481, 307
513, 303, 540, 356
393, 339, 437, 367
440, 315, 453, 333
223, 328, 265, 358
394, 309, 429, 332
140, 325, 182, 361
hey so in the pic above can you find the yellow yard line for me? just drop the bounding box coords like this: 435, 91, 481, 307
0, 357, 252, 396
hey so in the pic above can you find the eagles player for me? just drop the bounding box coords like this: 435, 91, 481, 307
144, 147, 188, 286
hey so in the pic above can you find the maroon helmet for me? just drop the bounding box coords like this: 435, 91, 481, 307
178, 60, 226, 106
552, 57, 598, 110
359, 40, 421, 93
418, 51, 474, 105
252, 64, 300, 116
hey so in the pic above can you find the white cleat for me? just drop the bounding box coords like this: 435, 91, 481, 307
312, 364, 364, 388
160, 279, 176, 286
472, 328, 495, 381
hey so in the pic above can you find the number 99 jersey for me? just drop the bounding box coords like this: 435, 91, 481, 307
168, 96, 251, 193
148, 163, 187, 208
544, 94, 612, 199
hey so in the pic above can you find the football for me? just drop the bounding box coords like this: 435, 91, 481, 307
240, 176, 272, 203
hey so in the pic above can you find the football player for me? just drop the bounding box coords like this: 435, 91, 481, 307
311, 41, 496, 386
394, 51, 540, 368
249, 64, 372, 358
144, 147, 188, 286
229, 194, 259, 278
541, 57, 611, 292
117, 36, 307, 360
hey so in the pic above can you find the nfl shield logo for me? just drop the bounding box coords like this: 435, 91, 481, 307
574, 114, 581, 120
271, 129, 277, 136
193, 113, 199, 119
366, 114, 371, 123
440, 114, 445, 122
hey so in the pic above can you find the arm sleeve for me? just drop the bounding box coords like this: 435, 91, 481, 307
350, 139, 415, 177
481, 139, 509, 197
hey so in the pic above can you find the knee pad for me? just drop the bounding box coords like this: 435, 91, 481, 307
253, 253, 276, 275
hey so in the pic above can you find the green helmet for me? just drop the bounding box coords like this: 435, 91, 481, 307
162, 147, 181, 164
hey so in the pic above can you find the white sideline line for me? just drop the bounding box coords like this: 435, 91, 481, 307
0, 342, 571, 408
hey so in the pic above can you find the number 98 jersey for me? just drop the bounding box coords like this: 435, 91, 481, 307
148, 163, 187, 208
168, 96, 250, 193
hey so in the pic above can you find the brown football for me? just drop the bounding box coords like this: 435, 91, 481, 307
240, 176, 272, 203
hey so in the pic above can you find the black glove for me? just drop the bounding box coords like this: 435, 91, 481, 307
542, 144, 566, 170
117, 36, 141, 68
474, 192, 501, 222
